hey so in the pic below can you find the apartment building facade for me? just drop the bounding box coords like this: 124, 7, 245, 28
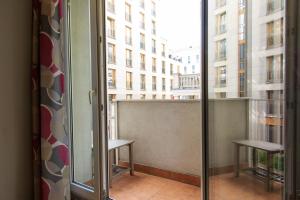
207, 0, 284, 144
248, 0, 285, 144
170, 47, 201, 99
106, 0, 178, 101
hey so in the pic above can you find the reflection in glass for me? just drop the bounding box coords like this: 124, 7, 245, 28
208, 0, 285, 199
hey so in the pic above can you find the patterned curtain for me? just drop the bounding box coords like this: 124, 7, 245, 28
32, 0, 70, 199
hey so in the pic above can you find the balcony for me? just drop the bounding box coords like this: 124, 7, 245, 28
106, 99, 283, 200
125, 13, 132, 22
172, 74, 201, 90
267, 0, 284, 15
267, 34, 283, 49
108, 55, 116, 64
152, 47, 156, 54
107, 29, 115, 39
126, 59, 132, 68
140, 62, 145, 70
125, 37, 132, 46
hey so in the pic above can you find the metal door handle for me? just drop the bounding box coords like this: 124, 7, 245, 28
89, 89, 95, 104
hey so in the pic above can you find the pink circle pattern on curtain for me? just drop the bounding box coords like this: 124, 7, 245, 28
32, 0, 70, 199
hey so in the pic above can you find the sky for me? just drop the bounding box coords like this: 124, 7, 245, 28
158, 0, 202, 51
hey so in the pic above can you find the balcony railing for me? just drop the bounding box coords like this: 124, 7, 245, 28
108, 80, 116, 89
218, 24, 226, 34
126, 82, 132, 90
140, 62, 145, 70
125, 13, 131, 22
126, 59, 132, 67
152, 66, 156, 72
125, 37, 132, 45
172, 74, 201, 90
152, 84, 156, 90
108, 55, 116, 64
152, 47, 156, 54
267, 34, 283, 49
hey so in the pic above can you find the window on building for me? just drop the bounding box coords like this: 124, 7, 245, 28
170, 64, 173, 75
216, 66, 226, 87
267, 19, 283, 49
107, 68, 116, 89
216, 0, 226, 8
196, 54, 200, 62
108, 43, 116, 64
192, 65, 195, 73
267, 0, 284, 14
139, 0, 145, 9
266, 54, 283, 83
184, 66, 187, 74
108, 94, 116, 102
152, 39, 156, 53
216, 12, 226, 34
188, 56, 191, 64
161, 44, 166, 57
126, 94, 132, 100
151, 1, 156, 17
162, 78, 166, 91
125, 26, 132, 45
140, 94, 146, 100
152, 76, 157, 90
239, 12, 246, 40
140, 74, 146, 90
216, 39, 226, 60
216, 92, 226, 98
239, 72, 246, 97
162, 95, 166, 99
140, 33, 145, 50
126, 72, 132, 90
108, 0, 115, 13
152, 94, 156, 99
125, 3, 131, 22
239, 44, 246, 70
152, 21, 156, 35
107, 18, 115, 39
125, 49, 132, 67
162, 61, 166, 74
152, 58, 156, 72
140, 12, 145, 29
140, 54, 145, 70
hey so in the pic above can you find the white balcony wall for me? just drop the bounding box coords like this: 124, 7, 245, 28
116, 99, 248, 176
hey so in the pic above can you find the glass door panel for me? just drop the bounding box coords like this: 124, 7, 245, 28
206, 0, 285, 199
68, 0, 101, 198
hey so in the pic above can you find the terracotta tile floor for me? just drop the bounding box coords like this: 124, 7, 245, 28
109, 172, 283, 200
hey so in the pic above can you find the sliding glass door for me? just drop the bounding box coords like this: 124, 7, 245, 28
204, 0, 286, 199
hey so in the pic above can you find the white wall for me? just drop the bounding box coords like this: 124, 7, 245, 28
0, 1, 33, 199
117, 99, 248, 176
